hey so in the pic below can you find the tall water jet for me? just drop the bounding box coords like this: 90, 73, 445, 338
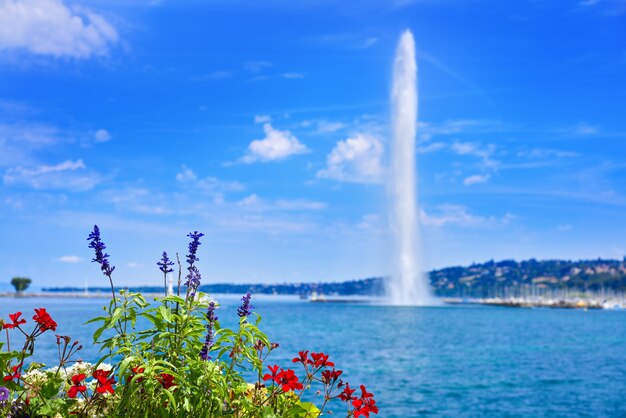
387, 30, 435, 306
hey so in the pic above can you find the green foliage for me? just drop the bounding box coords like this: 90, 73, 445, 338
0, 229, 377, 417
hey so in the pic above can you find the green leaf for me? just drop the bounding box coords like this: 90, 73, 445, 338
159, 305, 172, 323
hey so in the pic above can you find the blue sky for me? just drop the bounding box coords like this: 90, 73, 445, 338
0, 0, 625, 288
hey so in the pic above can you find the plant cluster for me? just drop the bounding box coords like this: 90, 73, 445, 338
0, 226, 377, 417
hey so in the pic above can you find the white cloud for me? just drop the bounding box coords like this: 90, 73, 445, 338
418, 119, 503, 142
417, 142, 445, 154
420, 205, 513, 228
451, 141, 498, 169
301, 119, 346, 133
571, 123, 600, 136
316, 120, 345, 133
196, 176, 245, 193
517, 148, 578, 159
176, 165, 197, 182
241, 123, 308, 163
0, 122, 61, 166
239, 194, 261, 207
58, 255, 81, 263
463, 174, 490, 185
176, 165, 243, 192
0, 0, 119, 58
254, 115, 272, 123
358, 213, 382, 229
360, 37, 378, 48
282, 72, 305, 79
94, 128, 111, 142
238, 194, 326, 211
192, 71, 233, 81
245, 61, 272, 73
3, 159, 100, 191
317, 133, 384, 184
304, 33, 379, 50
451, 141, 478, 155
274, 199, 326, 210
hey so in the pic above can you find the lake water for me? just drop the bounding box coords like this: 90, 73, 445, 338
1, 295, 625, 417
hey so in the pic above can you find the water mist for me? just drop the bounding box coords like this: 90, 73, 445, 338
387, 30, 436, 306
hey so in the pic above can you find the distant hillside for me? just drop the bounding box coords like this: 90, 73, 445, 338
431, 258, 626, 297
42, 278, 385, 297
42, 257, 626, 297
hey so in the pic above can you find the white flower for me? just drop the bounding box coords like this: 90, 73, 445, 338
95, 363, 113, 372
68, 361, 94, 377
23, 369, 47, 385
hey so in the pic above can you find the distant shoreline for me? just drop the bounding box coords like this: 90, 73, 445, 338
0, 292, 163, 299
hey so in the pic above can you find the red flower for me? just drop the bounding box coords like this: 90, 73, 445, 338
93, 369, 115, 394
32, 308, 57, 332
292, 350, 311, 365
262, 364, 281, 383
3, 312, 26, 330
67, 374, 87, 398
339, 383, 356, 401
3, 364, 22, 382
352, 385, 378, 418
157, 373, 175, 389
275, 369, 303, 392
352, 397, 379, 418
359, 385, 374, 399
310, 352, 334, 368
321, 368, 343, 384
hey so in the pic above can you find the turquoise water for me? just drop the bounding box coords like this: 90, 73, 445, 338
1, 296, 625, 417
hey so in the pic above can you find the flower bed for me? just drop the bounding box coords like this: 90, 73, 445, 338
0, 227, 378, 417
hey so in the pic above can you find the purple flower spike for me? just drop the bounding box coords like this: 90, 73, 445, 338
237, 292, 254, 318
184, 231, 204, 300
87, 225, 115, 277
185, 266, 202, 299
186, 231, 205, 267
157, 251, 174, 274
200, 302, 218, 361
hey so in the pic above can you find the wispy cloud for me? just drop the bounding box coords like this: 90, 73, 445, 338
254, 115, 272, 124
463, 174, 491, 185
191, 71, 233, 81
0, 122, 62, 166
451, 141, 498, 168
245, 60, 272, 73
0, 0, 119, 59
94, 129, 111, 142
241, 123, 309, 163
175, 165, 198, 182
282, 72, 305, 79
238, 194, 326, 211
3, 159, 101, 191
421, 205, 513, 228
302, 32, 379, 50
419, 51, 494, 107
317, 133, 384, 184
301, 119, 346, 134
176, 166, 244, 195
576, 0, 626, 15
58, 255, 82, 263
568, 122, 600, 136
417, 141, 445, 154
418, 119, 504, 141
517, 148, 578, 159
